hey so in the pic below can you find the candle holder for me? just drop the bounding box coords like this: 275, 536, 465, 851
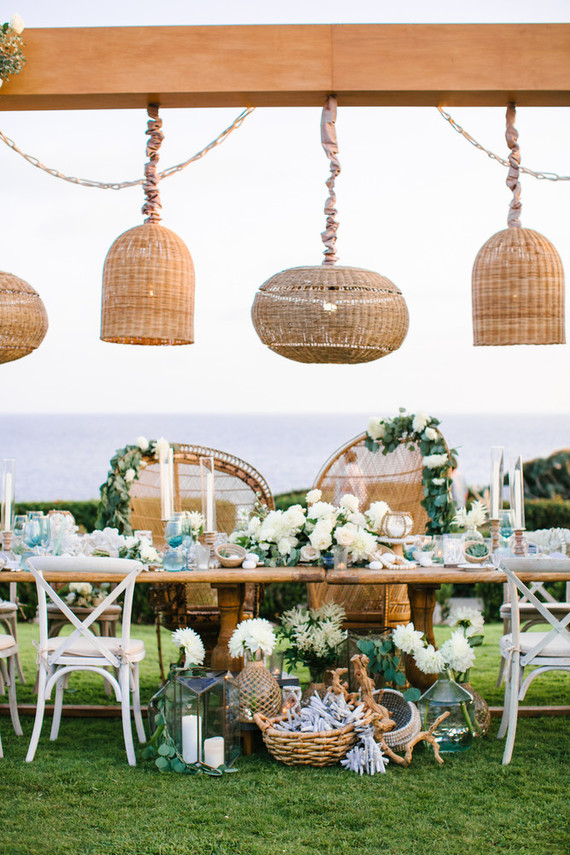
513, 529, 526, 556
1, 531, 13, 550
147, 667, 240, 771
490, 519, 500, 552
1, 458, 15, 534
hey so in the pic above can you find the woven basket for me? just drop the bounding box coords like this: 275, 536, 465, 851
0, 271, 48, 364
235, 659, 282, 723
377, 689, 421, 752
254, 712, 364, 766
472, 227, 565, 345
251, 265, 409, 364
101, 222, 195, 345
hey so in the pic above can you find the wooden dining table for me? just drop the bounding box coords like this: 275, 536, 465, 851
3, 561, 569, 688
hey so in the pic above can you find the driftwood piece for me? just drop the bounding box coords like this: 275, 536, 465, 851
350, 653, 450, 767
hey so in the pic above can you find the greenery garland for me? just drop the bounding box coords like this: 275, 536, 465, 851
365, 408, 458, 534
97, 439, 175, 534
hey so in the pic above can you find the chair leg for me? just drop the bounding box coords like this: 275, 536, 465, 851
130, 664, 146, 744
119, 665, 136, 766
50, 676, 65, 741
26, 667, 48, 762
502, 652, 521, 766
7, 655, 22, 737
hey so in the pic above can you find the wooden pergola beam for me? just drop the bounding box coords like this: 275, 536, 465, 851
1, 24, 569, 110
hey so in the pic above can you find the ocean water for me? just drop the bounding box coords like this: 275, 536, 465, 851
0, 412, 568, 502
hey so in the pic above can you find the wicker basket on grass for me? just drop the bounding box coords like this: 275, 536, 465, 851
253, 710, 373, 767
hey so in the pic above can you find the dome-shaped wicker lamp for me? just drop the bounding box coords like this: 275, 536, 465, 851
251, 97, 409, 364
0, 271, 48, 364
101, 105, 195, 345
472, 105, 565, 346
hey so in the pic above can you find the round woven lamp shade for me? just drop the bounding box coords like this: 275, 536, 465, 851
101, 222, 195, 345
472, 227, 565, 346
0, 271, 48, 364
251, 265, 409, 364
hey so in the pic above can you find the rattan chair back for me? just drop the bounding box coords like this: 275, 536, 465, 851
307, 431, 433, 629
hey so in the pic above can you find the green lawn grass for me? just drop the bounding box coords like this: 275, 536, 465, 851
0, 622, 569, 855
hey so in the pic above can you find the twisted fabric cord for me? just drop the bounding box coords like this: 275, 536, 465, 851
321, 95, 340, 265
142, 104, 164, 223
506, 104, 522, 228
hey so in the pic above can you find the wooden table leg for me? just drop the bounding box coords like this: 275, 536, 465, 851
405, 583, 439, 692
211, 583, 245, 671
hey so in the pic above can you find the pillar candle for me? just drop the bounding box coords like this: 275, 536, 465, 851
206, 456, 215, 531
203, 736, 224, 768
3, 472, 12, 532
181, 714, 199, 764
489, 447, 503, 519
159, 442, 173, 521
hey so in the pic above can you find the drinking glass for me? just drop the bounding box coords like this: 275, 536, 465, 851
23, 518, 41, 549
499, 510, 515, 544
165, 517, 184, 549
13, 514, 27, 540
38, 516, 51, 550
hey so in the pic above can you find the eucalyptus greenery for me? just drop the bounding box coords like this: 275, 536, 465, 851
97, 439, 166, 534
365, 409, 458, 534
356, 636, 421, 703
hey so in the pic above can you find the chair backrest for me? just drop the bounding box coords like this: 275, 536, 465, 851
130, 443, 274, 548
27, 556, 143, 668
502, 559, 570, 665
314, 432, 429, 534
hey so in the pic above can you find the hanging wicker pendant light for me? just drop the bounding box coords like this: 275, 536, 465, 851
101, 105, 195, 345
251, 97, 409, 364
472, 105, 565, 346
0, 271, 48, 364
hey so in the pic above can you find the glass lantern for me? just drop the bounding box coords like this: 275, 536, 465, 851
148, 668, 240, 769
418, 671, 475, 753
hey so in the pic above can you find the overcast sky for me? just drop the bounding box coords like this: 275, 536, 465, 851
1, 0, 569, 415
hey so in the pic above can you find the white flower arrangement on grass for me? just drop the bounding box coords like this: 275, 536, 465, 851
392, 608, 484, 683
172, 627, 206, 669
228, 618, 277, 661
279, 602, 346, 679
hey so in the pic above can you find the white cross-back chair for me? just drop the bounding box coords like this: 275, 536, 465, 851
0, 630, 23, 757
497, 560, 570, 765
496, 579, 570, 686
25, 556, 146, 766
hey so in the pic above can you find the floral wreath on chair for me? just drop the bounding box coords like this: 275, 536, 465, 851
365, 408, 458, 534
97, 437, 177, 534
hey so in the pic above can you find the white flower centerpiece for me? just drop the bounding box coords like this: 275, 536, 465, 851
279, 602, 346, 685
453, 500, 490, 561
172, 627, 206, 670
392, 608, 486, 749
229, 618, 282, 722
64, 581, 110, 609
229, 490, 389, 568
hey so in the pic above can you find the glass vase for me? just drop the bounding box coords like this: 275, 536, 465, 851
418, 670, 475, 753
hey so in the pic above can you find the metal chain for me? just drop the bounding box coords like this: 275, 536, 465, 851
0, 106, 255, 190
438, 106, 570, 181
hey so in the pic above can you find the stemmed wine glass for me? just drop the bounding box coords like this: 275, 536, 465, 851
499, 510, 515, 547
181, 517, 195, 569
23, 517, 42, 549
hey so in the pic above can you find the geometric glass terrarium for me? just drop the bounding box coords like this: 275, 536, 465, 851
148, 668, 240, 770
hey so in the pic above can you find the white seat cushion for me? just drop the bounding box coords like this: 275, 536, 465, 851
500, 602, 570, 617
0, 633, 17, 651
46, 636, 145, 659
501, 632, 570, 659
0, 601, 17, 611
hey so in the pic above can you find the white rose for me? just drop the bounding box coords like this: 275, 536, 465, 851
349, 511, 366, 526
154, 437, 170, 458
277, 537, 295, 556
10, 14, 24, 34
367, 417, 385, 441
136, 436, 149, 451
366, 500, 390, 532
423, 453, 449, 470
424, 427, 438, 441
309, 526, 333, 552
124, 468, 136, 483
340, 494, 359, 513
300, 544, 320, 562
348, 528, 378, 562
412, 412, 430, 433
335, 523, 357, 546
306, 489, 322, 505
307, 501, 337, 520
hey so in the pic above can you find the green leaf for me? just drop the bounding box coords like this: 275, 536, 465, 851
171, 758, 187, 773
141, 745, 156, 760
155, 756, 171, 771
394, 671, 406, 687
403, 687, 421, 702
357, 640, 375, 656
158, 743, 175, 757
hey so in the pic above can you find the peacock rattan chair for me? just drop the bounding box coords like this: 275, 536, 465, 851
130, 444, 274, 678
308, 432, 435, 632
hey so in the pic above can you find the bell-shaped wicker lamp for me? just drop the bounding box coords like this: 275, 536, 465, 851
472, 105, 565, 346
251, 97, 409, 364
0, 271, 48, 364
101, 105, 195, 346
